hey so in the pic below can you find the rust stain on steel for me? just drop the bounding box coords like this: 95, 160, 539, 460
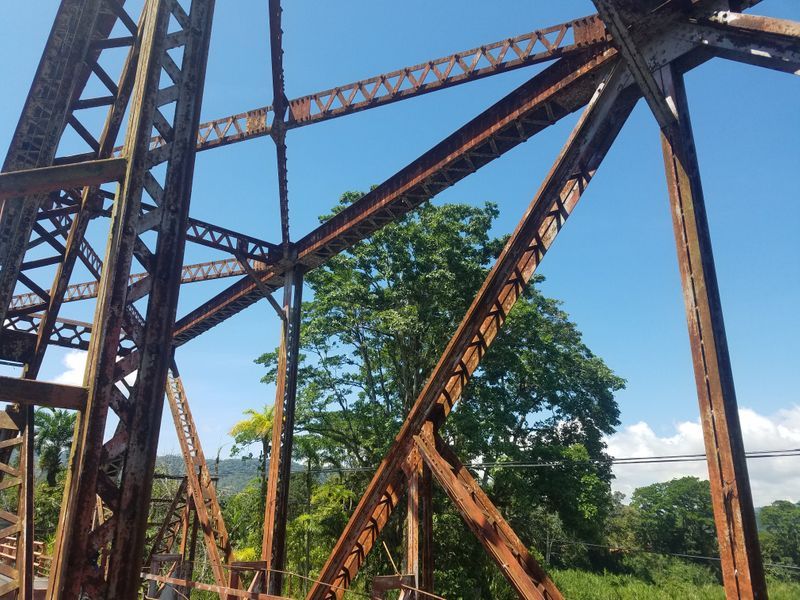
307, 53, 640, 600
165, 370, 232, 586
0, 0, 788, 596
133, 14, 609, 154
414, 429, 561, 600
9, 257, 262, 313
171, 50, 617, 347
658, 63, 767, 600
262, 268, 303, 595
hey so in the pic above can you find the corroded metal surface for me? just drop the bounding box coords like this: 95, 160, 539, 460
0, 0, 793, 597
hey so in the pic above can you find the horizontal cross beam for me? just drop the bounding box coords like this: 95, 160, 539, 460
8, 257, 261, 314
0, 376, 87, 411
0, 158, 126, 201
95, 14, 608, 155
686, 12, 800, 74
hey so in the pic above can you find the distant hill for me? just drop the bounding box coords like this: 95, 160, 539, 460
156, 454, 260, 495
155, 454, 305, 496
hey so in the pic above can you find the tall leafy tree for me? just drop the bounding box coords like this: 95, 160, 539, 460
34, 408, 75, 486
759, 500, 800, 569
229, 405, 274, 522
628, 476, 717, 558
255, 194, 625, 587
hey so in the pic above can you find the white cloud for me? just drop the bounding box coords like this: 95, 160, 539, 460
53, 350, 87, 386
52, 350, 139, 388
606, 406, 800, 506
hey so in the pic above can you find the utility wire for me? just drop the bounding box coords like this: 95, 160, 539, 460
287, 447, 800, 475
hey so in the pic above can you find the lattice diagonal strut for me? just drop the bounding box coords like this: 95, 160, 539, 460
307, 57, 641, 600
165, 368, 232, 587
136, 14, 609, 153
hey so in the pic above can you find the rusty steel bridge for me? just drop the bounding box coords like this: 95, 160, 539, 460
0, 0, 797, 598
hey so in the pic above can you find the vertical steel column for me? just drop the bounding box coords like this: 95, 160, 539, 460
48, 0, 216, 597
267, 0, 290, 252
262, 267, 304, 595
403, 464, 433, 598
658, 64, 767, 600
419, 465, 434, 594
405, 468, 420, 597
19, 408, 34, 600
49, 1, 173, 591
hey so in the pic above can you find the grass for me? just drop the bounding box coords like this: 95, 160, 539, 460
552, 569, 800, 600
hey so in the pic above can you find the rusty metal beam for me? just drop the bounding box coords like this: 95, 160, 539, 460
9, 257, 263, 314
419, 465, 433, 595
404, 466, 420, 596
3, 312, 137, 358
0, 376, 87, 411
25, 16, 143, 379
706, 10, 800, 38
268, 0, 290, 252
142, 571, 284, 600
0, 1, 785, 593
143, 14, 607, 153
306, 57, 639, 600
593, 0, 678, 128
170, 6, 714, 367
684, 12, 800, 74
0, 0, 111, 328
371, 575, 415, 600
165, 369, 232, 588
31, 195, 279, 262
145, 476, 189, 567
171, 49, 618, 347
414, 429, 561, 600
657, 63, 767, 600
262, 267, 304, 596
0, 158, 127, 201
50, 1, 216, 597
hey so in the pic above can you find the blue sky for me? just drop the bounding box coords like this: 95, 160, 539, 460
1, 1, 798, 501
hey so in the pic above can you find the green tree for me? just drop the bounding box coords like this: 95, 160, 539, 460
629, 476, 717, 558
760, 500, 800, 569
229, 405, 274, 520
255, 194, 625, 586
34, 408, 75, 486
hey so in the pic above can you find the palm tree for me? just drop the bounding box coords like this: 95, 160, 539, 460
35, 408, 76, 486
230, 405, 274, 519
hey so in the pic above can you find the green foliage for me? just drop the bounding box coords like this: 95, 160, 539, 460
34, 478, 64, 546
228, 404, 274, 524
553, 568, 724, 600
759, 500, 800, 577
34, 408, 75, 486
229, 405, 274, 457
246, 194, 627, 595
629, 476, 717, 558
552, 569, 800, 600
221, 192, 800, 597
224, 477, 264, 550
155, 454, 261, 494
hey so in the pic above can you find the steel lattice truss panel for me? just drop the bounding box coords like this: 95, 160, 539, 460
0, 0, 797, 598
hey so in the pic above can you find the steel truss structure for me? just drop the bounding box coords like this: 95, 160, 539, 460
0, 0, 796, 598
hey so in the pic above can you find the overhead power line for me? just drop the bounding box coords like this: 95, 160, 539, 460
289, 447, 800, 475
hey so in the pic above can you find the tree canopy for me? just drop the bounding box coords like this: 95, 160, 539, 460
628, 476, 717, 558
252, 195, 625, 590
